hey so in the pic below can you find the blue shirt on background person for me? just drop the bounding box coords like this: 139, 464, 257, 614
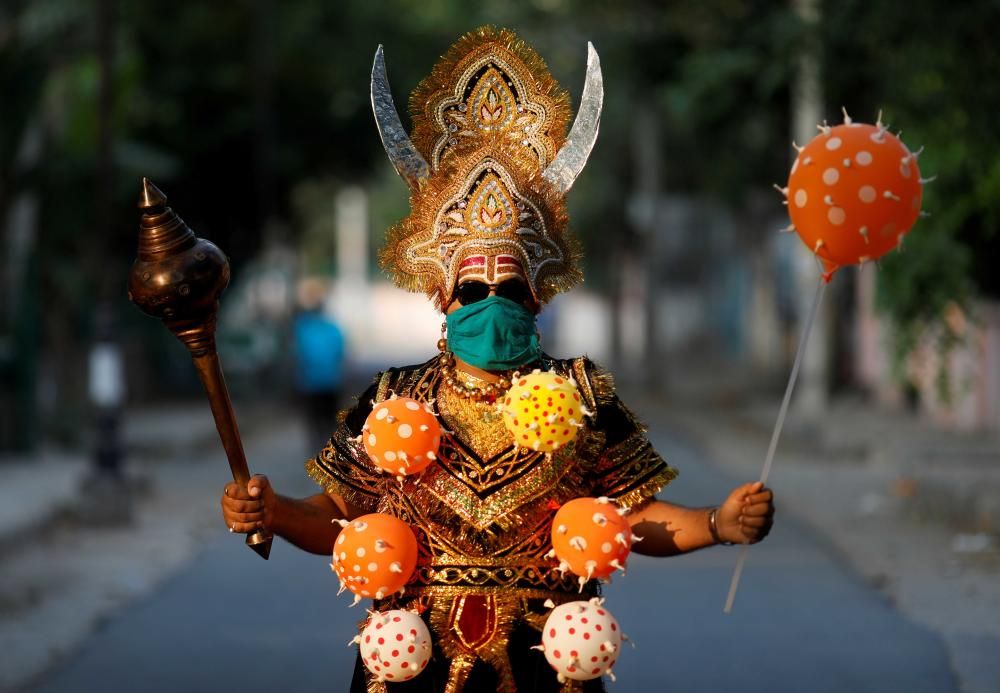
293, 309, 345, 393
293, 308, 346, 449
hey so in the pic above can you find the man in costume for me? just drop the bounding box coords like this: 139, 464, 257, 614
221, 28, 775, 692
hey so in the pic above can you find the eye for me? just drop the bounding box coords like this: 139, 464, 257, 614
455, 281, 490, 305
496, 279, 530, 305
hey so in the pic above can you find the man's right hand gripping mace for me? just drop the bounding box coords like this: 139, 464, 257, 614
127, 178, 272, 559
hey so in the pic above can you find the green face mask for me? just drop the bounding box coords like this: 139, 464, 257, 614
445, 296, 541, 371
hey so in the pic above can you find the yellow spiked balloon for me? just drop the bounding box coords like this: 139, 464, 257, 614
501, 369, 585, 452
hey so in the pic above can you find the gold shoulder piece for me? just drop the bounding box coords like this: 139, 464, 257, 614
570, 356, 617, 410
375, 359, 441, 402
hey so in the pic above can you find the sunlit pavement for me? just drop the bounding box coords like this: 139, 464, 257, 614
32, 427, 957, 693
604, 432, 956, 692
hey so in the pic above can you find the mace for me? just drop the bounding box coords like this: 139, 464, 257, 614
127, 178, 273, 559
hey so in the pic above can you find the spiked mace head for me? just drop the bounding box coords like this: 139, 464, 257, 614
127, 178, 230, 355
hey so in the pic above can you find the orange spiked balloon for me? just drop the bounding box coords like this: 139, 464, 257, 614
362, 397, 440, 477
786, 119, 924, 280
331, 513, 418, 601
550, 497, 632, 583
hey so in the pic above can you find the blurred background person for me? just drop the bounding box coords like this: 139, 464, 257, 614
292, 276, 345, 451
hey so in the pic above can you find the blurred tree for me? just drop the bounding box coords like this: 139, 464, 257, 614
822, 0, 998, 381
1, 0, 94, 449
2, 0, 996, 447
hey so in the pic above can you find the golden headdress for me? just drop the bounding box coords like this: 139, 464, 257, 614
373, 27, 604, 309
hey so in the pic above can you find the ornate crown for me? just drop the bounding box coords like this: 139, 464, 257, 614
372, 27, 603, 309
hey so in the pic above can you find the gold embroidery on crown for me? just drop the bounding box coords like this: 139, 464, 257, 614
401, 156, 567, 303
429, 56, 556, 170
468, 173, 513, 233
470, 69, 513, 130
380, 27, 583, 309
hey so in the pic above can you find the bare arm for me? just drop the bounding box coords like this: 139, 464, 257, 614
269, 492, 363, 555
628, 500, 715, 556
222, 476, 366, 556
628, 482, 774, 557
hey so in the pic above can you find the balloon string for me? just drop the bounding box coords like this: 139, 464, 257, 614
724, 274, 828, 614
759, 276, 827, 486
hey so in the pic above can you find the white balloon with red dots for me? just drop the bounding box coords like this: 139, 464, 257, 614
540, 598, 622, 682
357, 609, 432, 683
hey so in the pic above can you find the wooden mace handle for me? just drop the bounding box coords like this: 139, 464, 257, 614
128, 178, 272, 559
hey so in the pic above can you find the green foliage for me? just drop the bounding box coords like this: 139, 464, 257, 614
823, 0, 1000, 384
3, 0, 998, 429
650, 3, 801, 202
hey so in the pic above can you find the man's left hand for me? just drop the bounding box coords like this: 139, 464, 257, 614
717, 481, 775, 544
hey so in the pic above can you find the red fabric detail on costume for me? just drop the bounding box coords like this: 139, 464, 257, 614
448, 594, 498, 653
457, 595, 488, 646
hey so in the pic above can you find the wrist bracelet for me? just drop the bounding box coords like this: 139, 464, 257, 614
708, 507, 734, 546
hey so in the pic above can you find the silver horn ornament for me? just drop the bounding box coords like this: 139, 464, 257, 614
541, 42, 604, 194
371, 45, 429, 191
370, 40, 603, 195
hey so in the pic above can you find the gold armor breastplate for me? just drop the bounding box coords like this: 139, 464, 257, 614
307, 356, 675, 692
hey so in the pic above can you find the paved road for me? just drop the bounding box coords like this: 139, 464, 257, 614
33, 426, 958, 693
604, 428, 957, 692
